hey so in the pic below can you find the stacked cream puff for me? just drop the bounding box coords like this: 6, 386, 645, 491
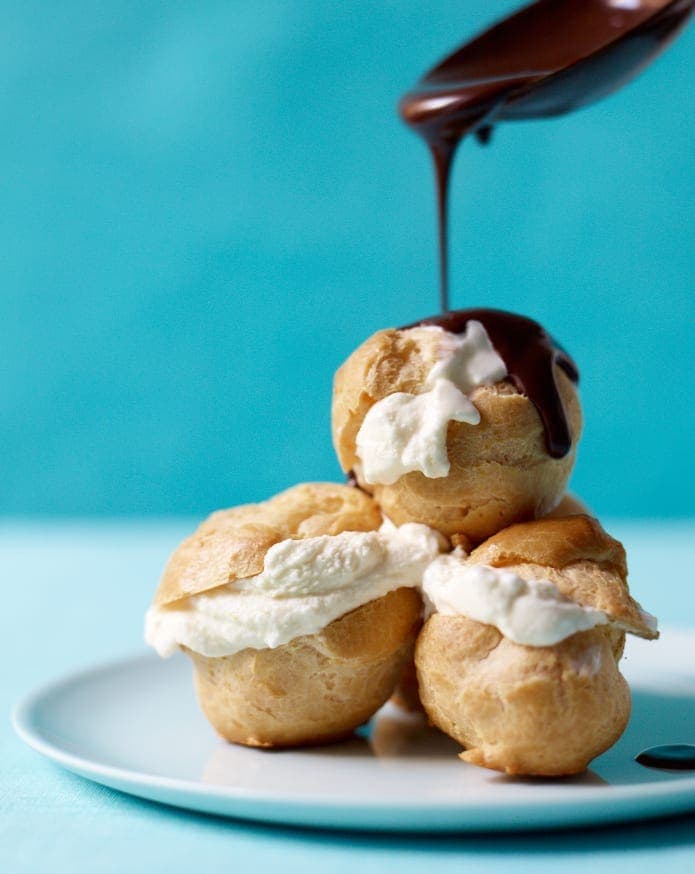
146, 309, 657, 775
146, 482, 445, 747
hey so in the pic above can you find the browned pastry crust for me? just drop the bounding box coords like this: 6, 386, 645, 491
414, 516, 656, 774
332, 327, 582, 542
189, 587, 422, 747
470, 513, 626, 575
154, 482, 382, 607
389, 645, 423, 713
416, 617, 629, 775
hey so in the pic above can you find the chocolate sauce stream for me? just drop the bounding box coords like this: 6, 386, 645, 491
432, 141, 455, 313
399, 0, 694, 312
403, 308, 579, 457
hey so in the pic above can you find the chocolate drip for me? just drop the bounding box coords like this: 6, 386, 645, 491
399, 0, 694, 311
402, 308, 578, 458
636, 745, 695, 770
345, 469, 370, 494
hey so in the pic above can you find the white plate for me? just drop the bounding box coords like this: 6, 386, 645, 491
13, 629, 695, 832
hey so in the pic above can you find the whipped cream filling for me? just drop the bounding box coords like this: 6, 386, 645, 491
422, 551, 609, 646
145, 520, 444, 658
356, 321, 507, 484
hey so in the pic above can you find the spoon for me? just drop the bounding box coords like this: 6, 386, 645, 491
399, 0, 695, 311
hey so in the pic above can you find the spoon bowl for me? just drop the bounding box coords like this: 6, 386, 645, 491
401, 0, 695, 137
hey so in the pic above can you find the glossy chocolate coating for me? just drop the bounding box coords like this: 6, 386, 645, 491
403, 308, 579, 458
399, 0, 694, 311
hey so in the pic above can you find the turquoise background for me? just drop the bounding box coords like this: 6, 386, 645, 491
2, 0, 693, 518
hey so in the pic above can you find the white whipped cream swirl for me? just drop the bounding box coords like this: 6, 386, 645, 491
422, 551, 609, 646
356, 321, 507, 485
145, 520, 444, 658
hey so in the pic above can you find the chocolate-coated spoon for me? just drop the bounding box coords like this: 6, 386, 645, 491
399, 0, 695, 312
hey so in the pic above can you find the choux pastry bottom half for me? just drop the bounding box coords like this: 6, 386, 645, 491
188, 587, 421, 747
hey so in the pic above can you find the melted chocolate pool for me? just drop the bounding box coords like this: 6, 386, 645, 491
635, 745, 695, 770
403, 308, 579, 457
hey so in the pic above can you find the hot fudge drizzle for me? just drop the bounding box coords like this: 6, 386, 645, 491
403, 308, 579, 458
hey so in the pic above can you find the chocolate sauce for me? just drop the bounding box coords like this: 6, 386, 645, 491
346, 469, 369, 493
399, 0, 694, 311
403, 308, 578, 457
636, 745, 695, 770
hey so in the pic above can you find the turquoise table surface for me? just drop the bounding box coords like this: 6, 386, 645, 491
3, 519, 695, 874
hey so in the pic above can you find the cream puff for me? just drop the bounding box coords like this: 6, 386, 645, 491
332, 309, 582, 542
391, 494, 590, 713
415, 515, 658, 775
389, 492, 592, 714
145, 482, 443, 748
